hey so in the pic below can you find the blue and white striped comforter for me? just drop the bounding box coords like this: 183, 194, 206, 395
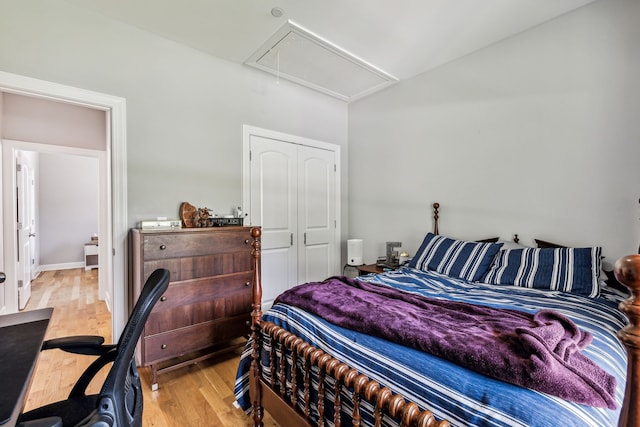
234, 267, 628, 427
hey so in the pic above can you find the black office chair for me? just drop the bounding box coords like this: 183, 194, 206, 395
18, 268, 170, 427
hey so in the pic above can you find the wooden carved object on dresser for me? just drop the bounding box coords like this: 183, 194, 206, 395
179, 201, 197, 228
130, 226, 258, 390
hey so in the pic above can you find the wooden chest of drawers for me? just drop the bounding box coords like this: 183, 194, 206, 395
129, 226, 257, 390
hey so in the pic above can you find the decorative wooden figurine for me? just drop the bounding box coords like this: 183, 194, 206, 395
179, 202, 197, 228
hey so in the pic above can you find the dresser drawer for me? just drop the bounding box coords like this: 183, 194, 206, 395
140, 259, 182, 285
142, 315, 251, 364
143, 273, 252, 335
155, 272, 253, 310
142, 229, 252, 260
141, 253, 253, 283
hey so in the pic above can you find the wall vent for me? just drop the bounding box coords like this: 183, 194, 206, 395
245, 20, 398, 102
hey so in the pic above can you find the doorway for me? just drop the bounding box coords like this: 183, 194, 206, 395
8, 145, 101, 307
0, 71, 128, 339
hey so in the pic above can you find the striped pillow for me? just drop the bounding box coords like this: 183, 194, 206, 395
408, 233, 503, 282
482, 247, 602, 297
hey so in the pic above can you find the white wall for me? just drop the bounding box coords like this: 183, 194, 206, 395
349, 0, 640, 267
0, 0, 349, 231
2, 93, 106, 150
39, 153, 98, 267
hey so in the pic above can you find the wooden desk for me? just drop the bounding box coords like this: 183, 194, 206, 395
0, 308, 53, 426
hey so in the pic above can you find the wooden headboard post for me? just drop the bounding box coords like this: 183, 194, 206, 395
250, 227, 263, 327
433, 202, 439, 235
249, 227, 264, 426
614, 254, 640, 427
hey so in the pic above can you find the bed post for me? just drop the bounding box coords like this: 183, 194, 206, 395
250, 227, 264, 427
614, 254, 640, 427
433, 202, 439, 235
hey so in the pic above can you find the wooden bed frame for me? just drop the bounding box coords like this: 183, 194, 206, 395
246, 203, 640, 427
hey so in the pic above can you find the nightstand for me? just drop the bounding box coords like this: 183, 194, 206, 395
356, 264, 385, 276
84, 242, 99, 270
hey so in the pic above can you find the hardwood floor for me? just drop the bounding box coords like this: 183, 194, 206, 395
22, 268, 279, 426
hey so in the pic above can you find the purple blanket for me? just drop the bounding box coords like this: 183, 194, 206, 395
274, 276, 617, 409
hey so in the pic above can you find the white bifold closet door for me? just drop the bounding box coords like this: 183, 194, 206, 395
248, 133, 337, 308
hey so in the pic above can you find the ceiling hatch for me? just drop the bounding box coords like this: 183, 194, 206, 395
245, 20, 398, 102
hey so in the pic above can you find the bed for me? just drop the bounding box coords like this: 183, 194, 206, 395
234, 204, 640, 427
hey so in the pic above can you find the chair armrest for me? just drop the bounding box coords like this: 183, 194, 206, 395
42, 335, 110, 355
69, 348, 119, 398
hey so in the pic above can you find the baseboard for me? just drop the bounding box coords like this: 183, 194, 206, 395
103, 291, 112, 313
39, 262, 85, 271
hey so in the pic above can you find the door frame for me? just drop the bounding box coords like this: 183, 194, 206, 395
0, 71, 128, 339
241, 124, 342, 278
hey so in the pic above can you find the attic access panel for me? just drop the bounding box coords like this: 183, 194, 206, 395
245, 21, 398, 102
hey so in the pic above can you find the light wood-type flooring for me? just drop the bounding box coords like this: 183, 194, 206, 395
22, 268, 279, 426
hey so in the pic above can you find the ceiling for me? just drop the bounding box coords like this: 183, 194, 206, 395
63, 0, 598, 101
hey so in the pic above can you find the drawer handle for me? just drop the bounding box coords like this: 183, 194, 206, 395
161, 344, 167, 350
244, 282, 250, 287
244, 239, 250, 244
159, 244, 167, 250
160, 296, 167, 302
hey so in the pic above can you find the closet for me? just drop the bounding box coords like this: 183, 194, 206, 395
243, 126, 340, 307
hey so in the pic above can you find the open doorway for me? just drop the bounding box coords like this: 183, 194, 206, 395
0, 70, 128, 340
14, 147, 101, 306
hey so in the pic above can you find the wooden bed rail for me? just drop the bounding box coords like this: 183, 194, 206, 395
614, 254, 640, 427
258, 321, 449, 427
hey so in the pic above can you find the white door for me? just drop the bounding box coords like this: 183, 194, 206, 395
16, 162, 32, 309
0, 146, 4, 314
28, 162, 37, 281
245, 127, 340, 307
297, 145, 336, 283
249, 135, 298, 305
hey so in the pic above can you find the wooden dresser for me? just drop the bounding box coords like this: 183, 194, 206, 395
129, 226, 257, 390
